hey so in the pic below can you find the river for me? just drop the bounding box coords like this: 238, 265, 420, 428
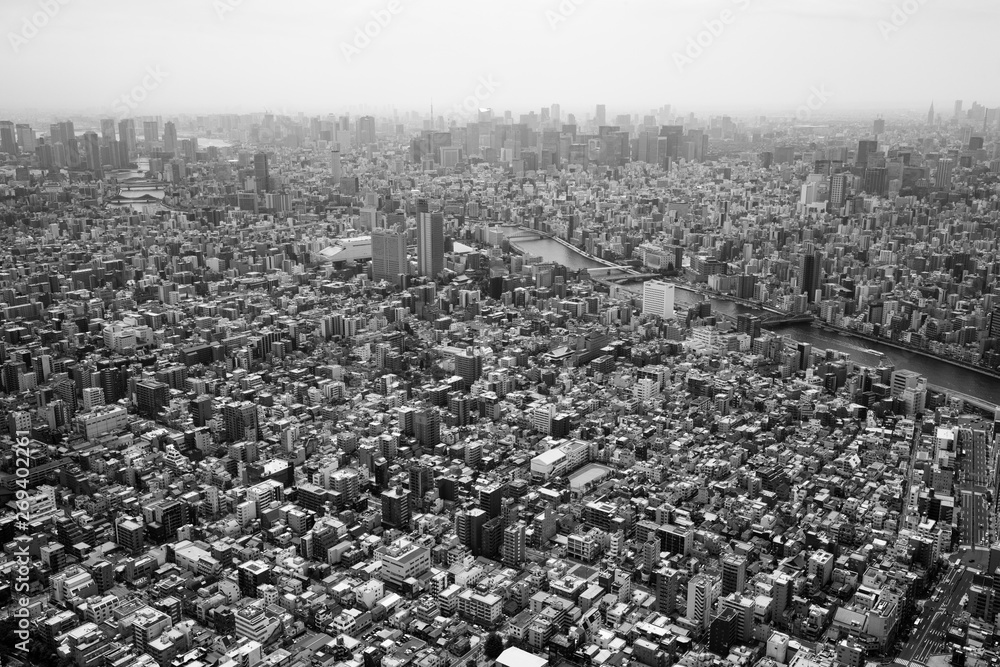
499, 226, 1000, 405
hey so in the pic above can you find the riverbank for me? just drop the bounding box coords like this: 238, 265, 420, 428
813, 322, 1000, 382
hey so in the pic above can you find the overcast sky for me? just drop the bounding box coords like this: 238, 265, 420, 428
3, 0, 996, 119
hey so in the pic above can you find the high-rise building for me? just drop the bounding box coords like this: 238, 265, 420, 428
873, 117, 885, 135
935, 159, 954, 189
237, 560, 271, 598
686, 573, 716, 635
371, 227, 408, 283
856, 139, 877, 166
829, 173, 849, 210
927, 102, 935, 126
642, 280, 675, 319
414, 407, 440, 447
82, 132, 102, 177
799, 252, 822, 303
330, 144, 342, 181
596, 104, 606, 127
162, 121, 177, 154
356, 115, 376, 145
15, 124, 35, 153
416, 198, 444, 278
118, 119, 136, 156
100, 118, 117, 142
143, 120, 158, 144
454, 347, 483, 391
0, 121, 16, 155
551, 103, 560, 123
381, 487, 411, 531
135, 379, 169, 419
722, 555, 747, 596
955, 100, 963, 120
253, 152, 270, 192
502, 523, 526, 566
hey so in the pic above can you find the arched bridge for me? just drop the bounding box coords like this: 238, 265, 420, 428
505, 227, 557, 241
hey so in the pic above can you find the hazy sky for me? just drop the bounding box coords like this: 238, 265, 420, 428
3, 0, 997, 118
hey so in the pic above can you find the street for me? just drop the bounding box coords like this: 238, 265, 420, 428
959, 487, 990, 547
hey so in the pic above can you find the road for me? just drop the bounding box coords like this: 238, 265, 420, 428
897, 562, 976, 664
960, 487, 990, 547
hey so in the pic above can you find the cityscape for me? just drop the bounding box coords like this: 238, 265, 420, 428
2, 2, 1000, 667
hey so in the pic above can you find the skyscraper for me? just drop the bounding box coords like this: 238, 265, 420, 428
799, 252, 822, 303
356, 115, 376, 145
143, 120, 158, 144
371, 227, 408, 283
642, 280, 675, 319
330, 144, 342, 181
416, 198, 443, 278
829, 173, 849, 210
100, 118, 117, 142
0, 122, 16, 155
163, 121, 178, 154
856, 139, 877, 166
82, 131, 102, 177
873, 117, 885, 135
955, 100, 963, 120
935, 159, 954, 189
253, 152, 270, 192
118, 118, 136, 157
551, 103, 560, 123
927, 102, 935, 126
15, 124, 35, 153
596, 104, 606, 127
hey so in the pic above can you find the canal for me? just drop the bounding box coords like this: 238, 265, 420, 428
500, 227, 1000, 405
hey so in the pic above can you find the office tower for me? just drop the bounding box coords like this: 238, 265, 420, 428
162, 121, 177, 154
409, 465, 434, 506
118, 118, 136, 156
856, 139, 877, 166
143, 120, 158, 144
416, 198, 444, 278
863, 166, 887, 196
686, 573, 716, 634
955, 100, 963, 119
478, 484, 503, 519
454, 348, 482, 391
935, 159, 954, 189
189, 394, 213, 427
799, 252, 822, 303
100, 118, 116, 142
551, 103, 560, 123
330, 144, 342, 180
381, 487, 411, 531
596, 104, 606, 127
356, 115, 376, 145
642, 280, 675, 319
927, 102, 935, 126
114, 516, 144, 556
722, 555, 747, 596
253, 152, 269, 192
60, 120, 77, 165
82, 132, 102, 176
15, 124, 35, 153
829, 173, 849, 210
656, 567, 680, 614
371, 227, 408, 283
0, 122, 16, 155
873, 117, 885, 135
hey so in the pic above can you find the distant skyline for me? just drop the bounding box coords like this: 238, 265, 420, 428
3, 0, 998, 118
